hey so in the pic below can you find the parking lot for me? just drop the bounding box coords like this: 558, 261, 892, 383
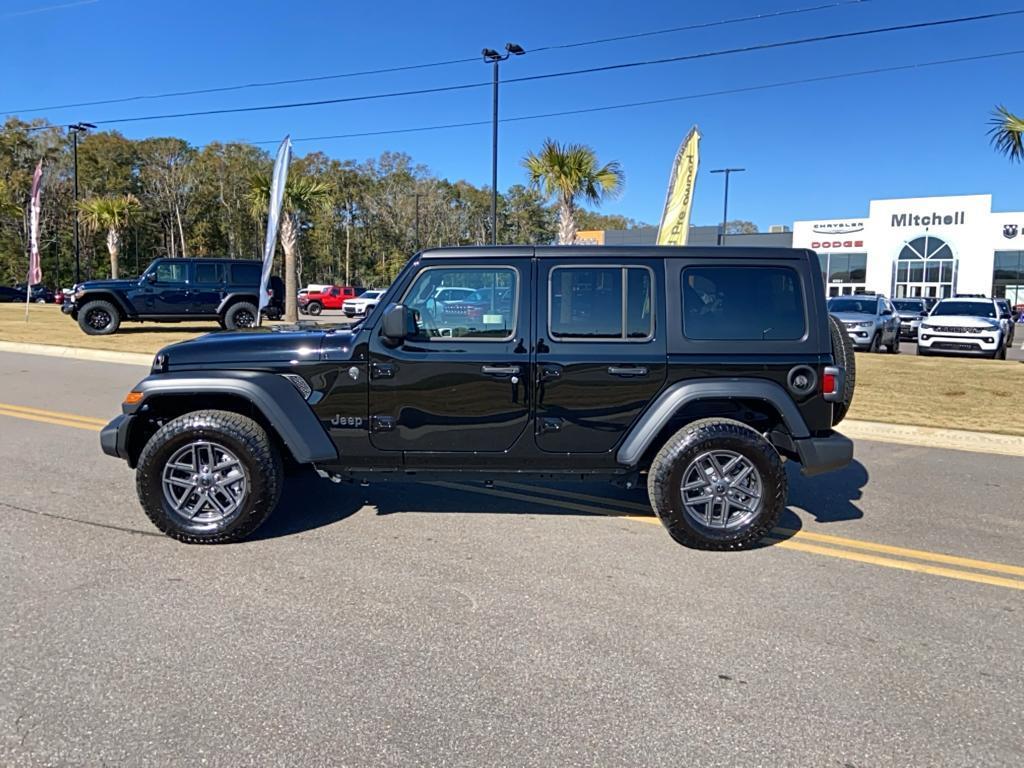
1, 350, 1022, 767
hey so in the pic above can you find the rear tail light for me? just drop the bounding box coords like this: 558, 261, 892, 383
822, 365, 843, 402
822, 372, 838, 396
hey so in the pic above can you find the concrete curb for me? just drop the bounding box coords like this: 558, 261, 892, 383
2, 339, 1021, 457
0, 340, 151, 366
842, 419, 1024, 458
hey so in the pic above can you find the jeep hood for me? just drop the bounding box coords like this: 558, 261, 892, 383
157, 325, 355, 368
923, 315, 1000, 328
830, 311, 876, 323
78, 278, 138, 291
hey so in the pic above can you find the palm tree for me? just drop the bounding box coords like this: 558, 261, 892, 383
989, 105, 1024, 162
523, 139, 624, 244
77, 194, 141, 279
249, 174, 332, 322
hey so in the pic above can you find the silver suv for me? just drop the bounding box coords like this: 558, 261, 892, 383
827, 294, 901, 353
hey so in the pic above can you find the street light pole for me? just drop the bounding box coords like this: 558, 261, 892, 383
69, 122, 95, 283
482, 43, 524, 246
709, 167, 745, 246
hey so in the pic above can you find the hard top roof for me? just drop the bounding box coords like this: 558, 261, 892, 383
417, 245, 809, 260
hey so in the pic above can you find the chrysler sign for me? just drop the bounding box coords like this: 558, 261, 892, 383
812, 221, 865, 235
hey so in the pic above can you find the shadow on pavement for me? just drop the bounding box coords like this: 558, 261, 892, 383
252, 461, 868, 548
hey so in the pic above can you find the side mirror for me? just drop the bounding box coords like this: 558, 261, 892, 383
1000, 313, 1011, 320
145, 272, 157, 284
381, 303, 414, 342
881, 308, 893, 316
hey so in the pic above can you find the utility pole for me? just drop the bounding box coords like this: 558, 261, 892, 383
68, 122, 95, 283
482, 43, 524, 245
709, 167, 745, 246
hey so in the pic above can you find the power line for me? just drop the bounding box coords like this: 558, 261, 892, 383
70, 9, 1023, 128
3, 0, 874, 115
245, 49, 1024, 145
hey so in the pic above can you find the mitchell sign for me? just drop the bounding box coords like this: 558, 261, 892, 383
890, 211, 966, 228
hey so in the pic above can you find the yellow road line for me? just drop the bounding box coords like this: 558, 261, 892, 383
436, 481, 1024, 591
0, 406, 101, 432
0, 402, 108, 426
770, 538, 1024, 592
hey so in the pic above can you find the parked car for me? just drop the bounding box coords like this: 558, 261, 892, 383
13, 282, 53, 303
341, 289, 384, 318
100, 244, 854, 547
0, 285, 25, 302
892, 298, 931, 341
995, 299, 1016, 346
918, 297, 1007, 359
299, 285, 363, 316
827, 293, 901, 353
62, 258, 285, 335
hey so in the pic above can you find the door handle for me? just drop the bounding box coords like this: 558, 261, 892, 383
481, 365, 520, 376
607, 366, 648, 377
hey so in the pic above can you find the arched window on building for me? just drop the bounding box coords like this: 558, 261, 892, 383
893, 235, 955, 298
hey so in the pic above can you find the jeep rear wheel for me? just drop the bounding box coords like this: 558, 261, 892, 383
135, 410, 282, 544
78, 299, 121, 335
224, 301, 258, 330
647, 418, 786, 550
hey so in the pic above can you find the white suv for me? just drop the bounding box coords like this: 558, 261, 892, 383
917, 297, 1007, 359
341, 290, 384, 318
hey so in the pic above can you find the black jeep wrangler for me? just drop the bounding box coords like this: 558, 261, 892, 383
101, 246, 856, 549
63, 257, 284, 334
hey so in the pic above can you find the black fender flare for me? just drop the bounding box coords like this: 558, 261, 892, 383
78, 291, 134, 318
616, 378, 810, 466
129, 371, 337, 464
217, 293, 259, 315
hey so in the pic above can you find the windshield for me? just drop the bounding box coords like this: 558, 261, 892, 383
931, 301, 996, 318
827, 298, 876, 314
363, 291, 383, 299
892, 300, 924, 312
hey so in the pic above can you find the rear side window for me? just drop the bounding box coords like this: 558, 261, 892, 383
194, 263, 223, 284
682, 266, 805, 340
549, 266, 654, 340
230, 263, 261, 284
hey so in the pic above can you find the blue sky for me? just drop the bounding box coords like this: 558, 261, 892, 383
3, 0, 1023, 227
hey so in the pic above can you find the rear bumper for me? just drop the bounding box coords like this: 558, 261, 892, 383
100, 413, 132, 461
794, 431, 853, 477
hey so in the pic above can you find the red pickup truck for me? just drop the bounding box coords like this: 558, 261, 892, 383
298, 286, 360, 315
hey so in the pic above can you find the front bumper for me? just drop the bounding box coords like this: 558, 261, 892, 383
100, 413, 133, 461
898, 321, 921, 339
61, 300, 75, 315
794, 431, 854, 477
918, 332, 1000, 355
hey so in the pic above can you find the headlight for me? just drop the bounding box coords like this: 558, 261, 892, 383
857, 321, 874, 328
74, 288, 86, 299
920, 322, 934, 330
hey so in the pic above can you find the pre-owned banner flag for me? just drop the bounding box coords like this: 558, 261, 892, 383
657, 127, 700, 246
258, 136, 292, 323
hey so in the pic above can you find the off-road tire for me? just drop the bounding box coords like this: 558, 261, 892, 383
868, 332, 881, 353
306, 301, 323, 316
828, 314, 856, 426
78, 299, 121, 335
887, 334, 900, 354
647, 418, 787, 550
136, 410, 283, 544
224, 301, 259, 330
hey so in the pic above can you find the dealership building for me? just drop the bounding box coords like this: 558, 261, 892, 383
585, 193, 1024, 304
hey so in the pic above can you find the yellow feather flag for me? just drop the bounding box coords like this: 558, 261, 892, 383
657, 126, 701, 246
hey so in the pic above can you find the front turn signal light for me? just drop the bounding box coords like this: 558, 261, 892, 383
123, 391, 144, 406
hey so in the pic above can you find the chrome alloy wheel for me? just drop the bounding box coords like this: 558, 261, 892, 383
86, 307, 112, 330
161, 441, 248, 527
680, 449, 762, 530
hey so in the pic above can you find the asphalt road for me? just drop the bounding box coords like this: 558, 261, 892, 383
1, 351, 1022, 767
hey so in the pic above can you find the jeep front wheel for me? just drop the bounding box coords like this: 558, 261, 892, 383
78, 299, 121, 335
224, 301, 259, 329
647, 418, 786, 550
306, 301, 323, 316
135, 410, 283, 543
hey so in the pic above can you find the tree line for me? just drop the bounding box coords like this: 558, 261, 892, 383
0, 117, 645, 296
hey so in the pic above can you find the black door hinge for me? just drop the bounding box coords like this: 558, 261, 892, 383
540, 364, 562, 382
370, 415, 396, 433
